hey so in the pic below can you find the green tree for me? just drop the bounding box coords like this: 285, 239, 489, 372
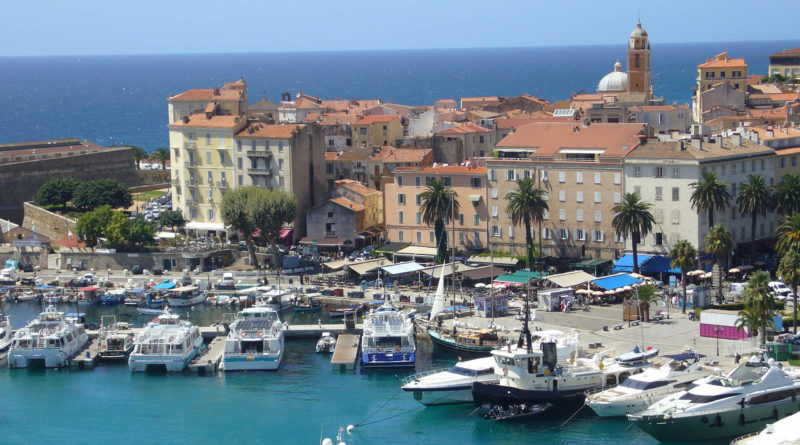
743, 269, 776, 345
735, 305, 761, 339
128, 217, 155, 249
420, 179, 459, 264
737, 174, 774, 258
33, 177, 81, 210
221, 187, 260, 268
251, 189, 296, 269
105, 212, 131, 248
75, 205, 113, 247
158, 210, 185, 232
130, 146, 147, 170
690, 171, 731, 228
72, 179, 133, 211
773, 173, 800, 215
669, 239, 698, 314
612, 193, 655, 274
505, 177, 548, 269
776, 213, 800, 257
704, 225, 734, 303
636, 284, 658, 322
152, 147, 170, 170
778, 250, 800, 334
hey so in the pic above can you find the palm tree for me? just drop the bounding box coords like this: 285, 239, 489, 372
505, 177, 548, 269
737, 174, 774, 258
776, 213, 800, 257
669, 239, 698, 314
636, 284, 658, 322
690, 171, 731, 228
704, 225, 733, 303
130, 145, 147, 170
773, 173, 800, 215
743, 270, 776, 345
778, 250, 800, 334
735, 305, 761, 339
152, 147, 170, 170
612, 193, 655, 274
420, 179, 459, 264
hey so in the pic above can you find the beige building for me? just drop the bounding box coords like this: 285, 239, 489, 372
433, 122, 494, 164
383, 165, 488, 252
487, 122, 648, 260
693, 52, 748, 123
352, 115, 403, 147
768, 47, 800, 78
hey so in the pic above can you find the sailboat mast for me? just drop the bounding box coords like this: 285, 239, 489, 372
451, 193, 456, 319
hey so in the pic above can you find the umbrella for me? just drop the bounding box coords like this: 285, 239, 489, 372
474, 283, 486, 288
604, 290, 615, 295
702, 272, 713, 279
592, 291, 604, 296
575, 289, 591, 295
630, 273, 645, 279
728, 268, 740, 274
738, 265, 754, 272
623, 286, 632, 291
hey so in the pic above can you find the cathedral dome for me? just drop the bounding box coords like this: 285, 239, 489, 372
598, 61, 629, 92
631, 20, 647, 37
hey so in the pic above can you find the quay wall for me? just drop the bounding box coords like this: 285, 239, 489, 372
22, 202, 78, 242
56, 248, 237, 273
0, 147, 139, 224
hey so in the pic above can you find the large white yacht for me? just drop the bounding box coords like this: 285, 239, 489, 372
221, 307, 285, 371
586, 352, 721, 417
8, 306, 89, 368
361, 303, 415, 368
0, 314, 12, 353
402, 357, 499, 405
128, 308, 204, 372
731, 410, 800, 445
628, 358, 800, 442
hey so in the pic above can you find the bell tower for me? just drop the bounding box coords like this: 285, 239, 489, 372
627, 20, 650, 94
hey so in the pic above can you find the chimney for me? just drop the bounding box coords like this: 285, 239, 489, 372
691, 137, 702, 149
679, 140, 686, 151
733, 132, 742, 146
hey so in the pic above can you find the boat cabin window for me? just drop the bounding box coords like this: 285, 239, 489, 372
620, 378, 672, 390
449, 365, 478, 377
747, 389, 800, 405
240, 339, 265, 354
65, 332, 74, 342
678, 392, 738, 404
49, 339, 61, 347
496, 356, 515, 366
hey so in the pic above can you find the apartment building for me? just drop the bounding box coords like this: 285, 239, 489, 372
693, 52, 748, 123
352, 115, 403, 147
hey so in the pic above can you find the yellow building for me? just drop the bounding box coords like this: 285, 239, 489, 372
693, 52, 748, 122
769, 47, 800, 78
352, 115, 403, 147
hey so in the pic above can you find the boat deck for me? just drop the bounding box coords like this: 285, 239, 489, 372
68, 339, 101, 369
331, 334, 360, 371
188, 337, 226, 374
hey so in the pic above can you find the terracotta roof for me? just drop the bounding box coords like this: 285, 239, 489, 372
747, 75, 763, 86
413, 165, 486, 175
776, 146, 800, 156
748, 107, 789, 120
317, 113, 360, 126
294, 97, 324, 109
698, 52, 747, 69
435, 122, 492, 135
330, 197, 365, 212
55, 234, 86, 248
745, 125, 800, 141
749, 93, 800, 102
321, 99, 382, 113
169, 88, 242, 102
168, 114, 245, 129
354, 115, 400, 125
769, 47, 800, 58
303, 113, 321, 122
378, 147, 431, 164
325, 151, 339, 161
338, 182, 380, 197
626, 137, 773, 161
495, 122, 646, 158
236, 123, 304, 139
461, 96, 501, 104
329, 147, 373, 162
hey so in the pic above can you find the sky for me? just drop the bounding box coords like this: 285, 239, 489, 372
2, 0, 799, 57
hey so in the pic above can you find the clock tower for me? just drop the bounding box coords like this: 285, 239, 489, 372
627, 20, 650, 95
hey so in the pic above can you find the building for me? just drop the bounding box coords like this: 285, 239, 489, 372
383, 165, 488, 252
623, 134, 777, 262
278, 93, 324, 124
0, 139, 103, 165
305, 180, 384, 250
487, 122, 648, 260
628, 105, 691, 134
324, 146, 433, 191
693, 52, 748, 123
741, 124, 800, 181
768, 47, 800, 78
433, 122, 494, 164
352, 115, 403, 147
627, 20, 651, 94
167, 80, 247, 125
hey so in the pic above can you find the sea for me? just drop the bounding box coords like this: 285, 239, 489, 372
0, 40, 798, 151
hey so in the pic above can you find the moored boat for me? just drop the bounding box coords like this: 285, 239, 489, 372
730, 410, 800, 445
97, 317, 134, 360
0, 314, 12, 353
402, 356, 499, 406
316, 332, 336, 353
128, 308, 203, 372
166, 286, 206, 307
221, 307, 285, 371
361, 302, 415, 368
8, 306, 89, 368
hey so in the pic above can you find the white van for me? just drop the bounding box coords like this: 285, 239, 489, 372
768, 281, 792, 300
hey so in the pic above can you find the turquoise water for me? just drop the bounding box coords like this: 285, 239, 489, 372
1, 302, 724, 444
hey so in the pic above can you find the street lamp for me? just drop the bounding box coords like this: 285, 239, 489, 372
713, 325, 722, 358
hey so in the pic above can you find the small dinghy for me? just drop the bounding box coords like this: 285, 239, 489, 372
615, 345, 659, 363
484, 403, 553, 421
316, 332, 336, 353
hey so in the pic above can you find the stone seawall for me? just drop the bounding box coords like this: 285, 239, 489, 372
57, 248, 237, 273
22, 202, 77, 242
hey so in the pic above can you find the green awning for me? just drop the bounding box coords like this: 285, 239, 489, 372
512, 270, 548, 279
469, 194, 481, 202
494, 274, 528, 284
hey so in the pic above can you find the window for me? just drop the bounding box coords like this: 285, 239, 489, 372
471, 177, 481, 188
576, 172, 583, 183
236, 140, 242, 152
509, 226, 515, 238
474, 214, 480, 226
219, 152, 225, 164
559, 208, 566, 221
654, 167, 664, 178
279, 176, 284, 187
491, 188, 498, 199
576, 209, 584, 222
633, 185, 641, 196
398, 230, 404, 241
189, 172, 196, 186
415, 194, 421, 205
615, 232, 625, 243
206, 133, 211, 145
207, 171, 213, 184
732, 183, 737, 195
397, 194, 406, 205
489, 169, 497, 181
429, 231, 435, 243
792, 156, 797, 167
558, 171, 566, 183
594, 172, 601, 184
416, 231, 422, 243
238, 175, 243, 186
492, 205, 498, 218
278, 159, 284, 170
559, 190, 566, 202
558, 228, 569, 240
458, 231, 465, 244
654, 233, 664, 246
479, 135, 485, 144
207, 189, 214, 202
594, 191, 602, 203
492, 226, 501, 237
576, 191, 584, 202
397, 176, 403, 187
633, 167, 641, 178
359, 127, 367, 135
541, 171, 549, 182
655, 187, 663, 201
594, 210, 602, 222
458, 213, 464, 225
543, 191, 549, 201
760, 159, 765, 171
506, 169, 517, 181
614, 173, 621, 185
614, 192, 621, 204
398, 211, 404, 223
671, 167, 680, 178
237, 157, 243, 169
593, 230, 604, 242
655, 209, 664, 224
543, 209, 549, 220
731, 206, 737, 220
672, 187, 679, 201
205, 151, 211, 164
523, 170, 532, 179
327, 211, 334, 218
415, 212, 421, 224
781, 158, 786, 168
542, 228, 552, 240
575, 229, 586, 241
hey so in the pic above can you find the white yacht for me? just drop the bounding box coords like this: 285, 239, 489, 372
628, 358, 800, 442
0, 314, 11, 353
221, 307, 285, 371
97, 316, 134, 361
316, 332, 336, 353
586, 352, 721, 417
254, 287, 295, 312
8, 306, 89, 368
402, 357, 499, 406
166, 286, 206, 307
730, 410, 800, 445
128, 308, 204, 372
361, 303, 416, 368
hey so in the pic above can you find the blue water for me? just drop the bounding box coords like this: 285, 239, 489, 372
0, 41, 796, 151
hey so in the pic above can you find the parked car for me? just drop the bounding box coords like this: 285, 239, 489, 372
131, 265, 144, 275
151, 267, 163, 276
21, 264, 33, 273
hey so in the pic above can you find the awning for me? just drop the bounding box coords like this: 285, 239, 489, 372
612, 254, 653, 273
348, 258, 393, 275
640, 255, 682, 274
570, 258, 612, 270
544, 271, 597, 288
458, 265, 505, 281
279, 229, 292, 239
469, 194, 481, 202
299, 237, 348, 247
152, 281, 177, 290
185, 222, 226, 231
381, 262, 426, 276
467, 255, 519, 266
172, 286, 198, 292
322, 259, 349, 271
421, 263, 475, 278
374, 242, 410, 254
395, 245, 439, 259
512, 270, 548, 279
592, 273, 643, 291
155, 231, 178, 239
493, 274, 528, 286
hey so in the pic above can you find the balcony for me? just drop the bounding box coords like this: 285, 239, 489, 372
246, 150, 273, 159
325, 231, 337, 238
171, 178, 181, 186
185, 141, 196, 149
248, 168, 272, 176
185, 199, 197, 207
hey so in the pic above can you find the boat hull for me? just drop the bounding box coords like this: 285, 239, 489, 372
222, 351, 284, 371
128, 342, 203, 372
8, 350, 69, 368
167, 294, 206, 307
472, 380, 589, 407
630, 402, 800, 442
587, 398, 651, 417
403, 384, 475, 405
427, 329, 496, 355
362, 351, 415, 368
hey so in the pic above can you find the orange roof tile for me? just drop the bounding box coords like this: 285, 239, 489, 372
769, 47, 800, 58
496, 122, 646, 158
749, 93, 800, 102
325, 151, 339, 161
746, 125, 800, 141
629, 104, 689, 112
435, 122, 492, 135
168, 114, 245, 129
294, 97, 324, 109
169, 88, 242, 102
318, 113, 361, 126
339, 182, 380, 196
236, 123, 304, 139
698, 52, 747, 69
377, 148, 432, 164
354, 115, 400, 125
330, 197, 366, 212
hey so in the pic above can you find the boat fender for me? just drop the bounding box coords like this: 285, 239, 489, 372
395, 344, 401, 352
257, 330, 264, 337
598, 362, 603, 370
740, 414, 746, 426
242, 331, 247, 337
701, 416, 708, 423
503, 366, 508, 376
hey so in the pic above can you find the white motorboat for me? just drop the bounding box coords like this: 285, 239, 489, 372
361, 302, 416, 368
221, 307, 285, 371
128, 308, 204, 372
586, 351, 721, 417
97, 316, 134, 360
730, 410, 800, 445
166, 286, 206, 307
137, 307, 166, 315
316, 332, 336, 353
402, 356, 499, 406
8, 306, 89, 368
0, 314, 12, 352
254, 287, 295, 312
15, 291, 38, 302
628, 358, 800, 442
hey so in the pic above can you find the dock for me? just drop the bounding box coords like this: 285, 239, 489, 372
188, 337, 226, 374
69, 339, 101, 369
331, 334, 360, 371
90, 324, 362, 341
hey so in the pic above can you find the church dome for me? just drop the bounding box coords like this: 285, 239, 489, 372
631, 20, 647, 37
598, 61, 629, 92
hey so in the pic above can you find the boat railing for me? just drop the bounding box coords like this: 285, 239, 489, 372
729, 432, 759, 444
401, 367, 450, 385
362, 346, 415, 355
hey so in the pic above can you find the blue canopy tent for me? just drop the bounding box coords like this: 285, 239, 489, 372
152, 281, 177, 290
612, 254, 653, 273
641, 256, 681, 274
592, 273, 643, 291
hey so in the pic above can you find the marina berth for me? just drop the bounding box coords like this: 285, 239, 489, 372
97, 317, 134, 361
128, 308, 204, 372
402, 356, 499, 406
8, 306, 89, 368
628, 358, 800, 442
221, 307, 285, 371
361, 302, 416, 368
